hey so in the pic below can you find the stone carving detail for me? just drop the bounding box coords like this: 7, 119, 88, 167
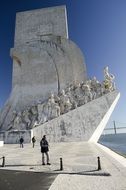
59, 90, 72, 114
13, 112, 22, 129
103, 66, 115, 92
7, 67, 116, 130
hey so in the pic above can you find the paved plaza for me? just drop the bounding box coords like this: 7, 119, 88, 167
0, 142, 126, 189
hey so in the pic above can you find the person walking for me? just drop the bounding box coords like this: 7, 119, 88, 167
40, 135, 51, 165
32, 136, 36, 148
19, 136, 24, 148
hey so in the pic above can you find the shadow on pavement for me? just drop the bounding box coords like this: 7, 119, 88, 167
53, 168, 111, 176
1, 164, 43, 167
0, 169, 57, 190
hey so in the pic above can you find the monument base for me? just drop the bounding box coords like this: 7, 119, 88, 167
0, 130, 32, 144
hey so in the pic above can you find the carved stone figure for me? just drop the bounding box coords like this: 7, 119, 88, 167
82, 84, 92, 104
7, 110, 17, 130
39, 100, 52, 123
37, 102, 44, 123
74, 83, 83, 98
103, 66, 115, 92
13, 112, 22, 129
65, 87, 77, 109
49, 96, 60, 119
91, 77, 102, 98
59, 89, 72, 114
39, 110, 48, 124
30, 106, 38, 128
22, 108, 31, 129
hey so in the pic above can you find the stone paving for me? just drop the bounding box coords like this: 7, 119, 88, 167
0, 142, 126, 189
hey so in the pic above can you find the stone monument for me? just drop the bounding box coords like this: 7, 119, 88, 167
11, 5, 87, 109
0, 6, 120, 143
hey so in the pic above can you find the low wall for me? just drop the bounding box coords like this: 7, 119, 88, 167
0, 141, 4, 147
0, 130, 33, 144
0, 131, 4, 141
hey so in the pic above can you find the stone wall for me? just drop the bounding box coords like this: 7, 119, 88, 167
0, 130, 32, 144
0, 141, 4, 147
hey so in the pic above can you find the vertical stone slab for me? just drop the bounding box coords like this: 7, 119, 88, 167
14, 5, 68, 46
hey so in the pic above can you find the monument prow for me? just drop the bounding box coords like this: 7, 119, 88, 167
32, 90, 120, 143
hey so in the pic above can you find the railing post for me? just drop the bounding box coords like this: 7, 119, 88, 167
97, 156, 101, 170
60, 157, 63, 171
2, 156, 5, 167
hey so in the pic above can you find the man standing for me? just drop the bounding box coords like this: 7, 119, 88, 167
32, 136, 36, 148
40, 135, 51, 165
19, 136, 24, 148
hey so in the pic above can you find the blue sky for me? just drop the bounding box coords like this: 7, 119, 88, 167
0, 0, 126, 128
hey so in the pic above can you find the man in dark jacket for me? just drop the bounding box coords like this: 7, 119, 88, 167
32, 136, 36, 148
19, 136, 24, 148
40, 135, 51, 165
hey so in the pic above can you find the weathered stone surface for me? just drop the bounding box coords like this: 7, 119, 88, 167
10, 38, 87, 109
14, 5, 68, 46
10, 5, 86, 109
33, 90, 120, 143
0, 130, 32, 144
0, 6, 87, 131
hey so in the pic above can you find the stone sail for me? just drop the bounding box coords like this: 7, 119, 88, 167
0, 6, 87, 130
